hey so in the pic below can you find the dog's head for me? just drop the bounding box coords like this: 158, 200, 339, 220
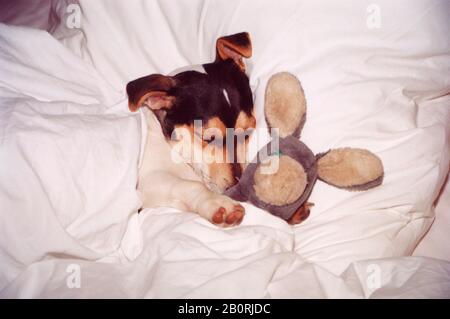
127, 32, 256, 193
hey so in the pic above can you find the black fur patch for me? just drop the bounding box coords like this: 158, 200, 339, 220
159, 59, 253, 138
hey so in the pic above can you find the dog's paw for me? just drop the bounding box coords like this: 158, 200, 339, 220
198, 195, 245, 227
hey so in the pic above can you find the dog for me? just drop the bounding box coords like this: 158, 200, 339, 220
126, 32, 255, 227
127, 32, 310, 226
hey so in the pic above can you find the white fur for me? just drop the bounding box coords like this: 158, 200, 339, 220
223, 89, 231, 106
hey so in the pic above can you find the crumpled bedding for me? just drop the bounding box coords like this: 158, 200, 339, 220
0, 0, 449, 298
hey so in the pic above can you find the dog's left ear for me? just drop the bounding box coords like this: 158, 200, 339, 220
215, 32, 252, 71
126, 74, 176, 112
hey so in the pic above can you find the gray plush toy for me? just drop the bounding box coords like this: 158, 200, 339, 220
224, 72, 384, 224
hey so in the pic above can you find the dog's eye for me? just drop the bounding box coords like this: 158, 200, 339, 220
203, 136, 215, 143
234, 128, 253, 142
204, 135, 226, 146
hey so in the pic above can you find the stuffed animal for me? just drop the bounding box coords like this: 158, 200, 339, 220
224, 72, 384, 224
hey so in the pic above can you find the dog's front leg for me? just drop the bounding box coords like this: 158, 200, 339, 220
139, 172, 245, 227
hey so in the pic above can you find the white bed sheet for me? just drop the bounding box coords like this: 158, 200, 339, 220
0, 0, 449, 298
414, 177, 450, 261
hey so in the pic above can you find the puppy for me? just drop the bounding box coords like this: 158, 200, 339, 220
127, 33, 255, 227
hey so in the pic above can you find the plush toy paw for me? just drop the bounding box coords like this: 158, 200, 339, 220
287, 202, 314, 225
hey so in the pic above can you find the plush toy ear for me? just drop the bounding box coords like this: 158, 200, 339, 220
317, 148, 384, 190
215, 32, 252, 71
126, 74, 176, 112
264, 72, 307, 139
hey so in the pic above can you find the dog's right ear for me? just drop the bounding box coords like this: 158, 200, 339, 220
215, 32, 252, 71
126, 74, 176, 112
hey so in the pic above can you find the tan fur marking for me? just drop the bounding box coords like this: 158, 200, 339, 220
235, 111, 256, 131
234, 112, 255, 167
205, 117, 227, 138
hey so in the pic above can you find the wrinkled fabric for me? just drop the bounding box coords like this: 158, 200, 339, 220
0, 0, 449, 298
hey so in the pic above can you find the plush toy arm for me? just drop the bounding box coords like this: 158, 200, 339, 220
316, 148, 384, 191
